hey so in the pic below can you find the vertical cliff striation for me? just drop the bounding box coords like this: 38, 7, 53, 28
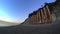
22, 0, 60, 25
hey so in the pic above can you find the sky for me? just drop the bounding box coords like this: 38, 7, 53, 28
0, 0, 56, 23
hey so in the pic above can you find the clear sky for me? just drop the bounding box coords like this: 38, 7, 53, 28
0, 0, 55, 23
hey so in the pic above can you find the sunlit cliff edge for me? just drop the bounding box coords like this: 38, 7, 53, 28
21, 0, 60, 25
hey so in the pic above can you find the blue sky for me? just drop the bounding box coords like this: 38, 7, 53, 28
0, 0, 55, 23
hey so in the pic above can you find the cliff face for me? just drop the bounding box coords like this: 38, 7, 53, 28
22, 0, 60, 25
